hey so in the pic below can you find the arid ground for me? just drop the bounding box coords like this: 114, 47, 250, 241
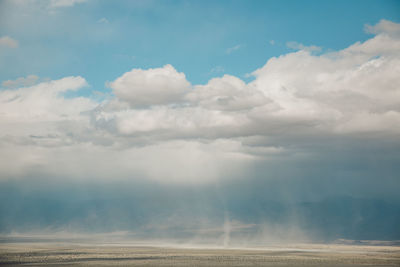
1, 242, 399, 266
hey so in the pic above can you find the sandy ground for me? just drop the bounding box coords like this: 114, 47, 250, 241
0, 242, 399, 266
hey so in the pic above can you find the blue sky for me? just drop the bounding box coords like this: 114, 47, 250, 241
1, 0, 399, 93
0, 0, 400, 242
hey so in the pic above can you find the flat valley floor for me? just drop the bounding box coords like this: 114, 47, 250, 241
1, 242, 399, 266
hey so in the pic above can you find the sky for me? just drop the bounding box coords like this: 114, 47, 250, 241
0, 0, 400, 244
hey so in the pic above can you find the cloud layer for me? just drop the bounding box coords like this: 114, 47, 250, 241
1, 20, 400, 186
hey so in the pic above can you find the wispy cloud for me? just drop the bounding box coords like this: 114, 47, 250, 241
2, 75, 40, 88
226, 44, 243, 54
286, 41, 321, 52
0, 36, 19, 49
97, 17, 109, 24
49, 0, 87, 8
210, 66, 225, 73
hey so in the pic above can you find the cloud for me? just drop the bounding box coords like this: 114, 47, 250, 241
102, 21, 400, 141
93, 19, 400, 186
97, 17, 109, 24
210, 66, 225, 73
286, 41, 321, 52
226, 44, 243, 54
110, 64, 191, 108
0, 76, 102, 178
0, 76, 94, 136
2, 75, 40, 88
49, 0, 87, 8
186, 75, 269, 111
365, 19, 400, 37
11, 0, 87, 9
0, 36, 19, 48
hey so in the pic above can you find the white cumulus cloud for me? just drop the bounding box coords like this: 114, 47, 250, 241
0, 76, 95, 138
365, 19, 400, 37
186, 75, 269, 111
110, 64, 191, 108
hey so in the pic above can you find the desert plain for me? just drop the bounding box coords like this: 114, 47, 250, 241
1, 242, 399, 266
